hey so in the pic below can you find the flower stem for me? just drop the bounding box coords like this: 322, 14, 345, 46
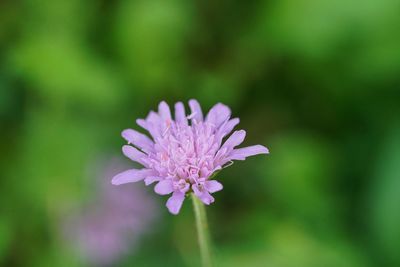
191, 193, 213, 267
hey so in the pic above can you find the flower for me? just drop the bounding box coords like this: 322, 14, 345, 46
63, 158, 159, 266
112, 100, 269, 214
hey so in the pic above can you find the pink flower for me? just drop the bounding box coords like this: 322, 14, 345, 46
112, 100, 269, 214
63, 159, 159, 266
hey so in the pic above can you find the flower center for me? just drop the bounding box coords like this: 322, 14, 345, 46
153, 120, 218, 185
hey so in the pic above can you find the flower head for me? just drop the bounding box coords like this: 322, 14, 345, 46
112, 100, 269, 214
63, 159, 159, 266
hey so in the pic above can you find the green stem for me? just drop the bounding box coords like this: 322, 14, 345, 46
191, 193, 213, 267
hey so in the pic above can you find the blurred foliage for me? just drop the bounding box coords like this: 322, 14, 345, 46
367, 125, 400, 266
1, 0, 399, 266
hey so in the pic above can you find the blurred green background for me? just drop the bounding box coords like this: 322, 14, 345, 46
1, 0, 400, 266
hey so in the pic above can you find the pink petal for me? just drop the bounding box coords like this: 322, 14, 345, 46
206, 103, 231, 128
122, 145, 148, 166
144, 176, 161, 186
214, 147, 229, 166
111, 169, 154, 185
145, 111, 163, 138
137, 112, 161, 139
158, 101, 172, 121
192, 183, 201, 196
220, 118, 239, 134
121, 129, 154, 152
166, 192, 185, 215
154, 180, 174, 195
205, 180, 223, 193
216, 118, 240, 144
189, 99, 203, 122
192, 184, 215, 205
136, 118, 147, 129
229, 145, 269, 160
222, 130, 246, 149
146, 111, 161, 125
199, 192, 215, 205
201, 192, 215, 205
174, 102, 188, 125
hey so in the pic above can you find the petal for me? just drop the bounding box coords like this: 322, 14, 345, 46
188, 99, 203, 122
136, 118, 147, 129
229, 145, 269, 161
146, 122, 162, 140
206, 103, 231, 128
154, 180, 174, 195
121, 129, 154, 152
122, 145, 148, 166
216, 118, 240, 144
192, 184, 215, 205
146, 111, 163, 138
214, 147, 229, 165
222, 130, 246, 149
192, 184, 201, 196
174, 102, 188, 125
111, 169, 154, 185
158, 101, 172, 121
137, 112, 162, 139
144, 176, 161, 186
166, 192, 186, 215
205, 180, 223, 193
220, 118, 239, 135
146, 111, 162, 125
199, 191, 215, 205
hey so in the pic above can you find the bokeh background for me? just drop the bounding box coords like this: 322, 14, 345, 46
1, 0, 400, 266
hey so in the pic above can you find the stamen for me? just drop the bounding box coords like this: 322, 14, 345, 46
162, 123, 171, 136
222, 160, 234, 169
187, 112, 197, 120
